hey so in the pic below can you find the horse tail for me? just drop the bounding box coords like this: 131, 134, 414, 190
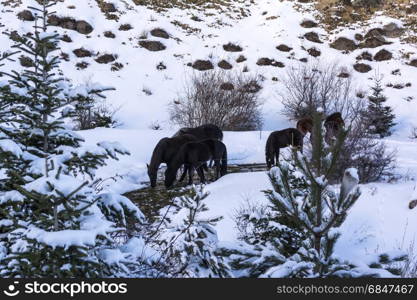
220, 145, 227, 176
265, 134, 275, 169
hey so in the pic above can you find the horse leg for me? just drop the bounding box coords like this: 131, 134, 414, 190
179, 164, 188, 182
215, 159, 220, 180
197, 165, 206, 184
188, 166, 195, 185
275, 148, 280, 166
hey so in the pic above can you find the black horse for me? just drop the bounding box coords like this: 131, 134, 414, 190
164, 139, 227, 188
147, 134, 197, 187
265, 128, 303, 169
173, 124, 223, 141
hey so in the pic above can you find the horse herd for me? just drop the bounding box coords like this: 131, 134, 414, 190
147, 113, 344, 188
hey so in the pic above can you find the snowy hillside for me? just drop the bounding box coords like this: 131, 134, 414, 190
1, 0, 417, 277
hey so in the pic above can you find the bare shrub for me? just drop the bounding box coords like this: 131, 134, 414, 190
281, 63, 364, 121
281, 62, 395, 183
335, 119, 396, 183
169, 70, 264, 131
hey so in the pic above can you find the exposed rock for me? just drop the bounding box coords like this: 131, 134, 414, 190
156, 62, 167, 70
307, 47, 321, 57
191, 60, 214, 71
300, 19, 317, 28
95, 54, 117, 64
76, 61, 89, 70
330, 37, 357, 51
48, 15, 94, 34
276, 44, 292, 52
409, 199, 417, 210
353, 63, 372, 73
272, 61, 285, 68
139, 40, 166, 52
218, 60, 233, 70
223, 43, 243, 52
360, 36, 391, 48
220, 82, 234, 91
406, 4, 417, 14
365, 28, 385, 39
17, 10, 35, 21
256, 57, 273, 66
409, 59, 417, 68
354, 33, 364, 41
304, 32, 322, 43
236, 55, 247, 63
299, 57, 308, 63
111, 62, 124, 71
338, 72, 350, 78
150, 28, 169, 39
256, 58, 284, 67
382, 22, 404, 38
357, 51, 373, 61
242, 81, 262, 93
119, 24, 133, 31
104, 31, 116, 38
374, 49, 392, 61
100, 2, 117, 13
73, 48, 93, 58
61, 34, 72, 43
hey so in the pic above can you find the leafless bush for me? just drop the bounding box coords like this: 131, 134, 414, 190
169, 70, 264, 131
399, 240, 417, 278
335, 118, 396, 183
281, 62, 396, 183
281, 63, 365, 122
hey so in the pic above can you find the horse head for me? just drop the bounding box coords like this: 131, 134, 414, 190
147, 163, 158, 188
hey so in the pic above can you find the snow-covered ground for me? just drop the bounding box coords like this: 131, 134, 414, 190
1, 0, 417, 272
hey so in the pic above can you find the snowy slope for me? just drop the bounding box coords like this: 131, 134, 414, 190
1, 0, 417, 271
1, 0, 416, 132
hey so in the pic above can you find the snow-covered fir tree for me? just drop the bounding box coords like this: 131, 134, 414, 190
364, 75, 396, 138
137, 186, 231, 278
0, 0, 144, 277
221, 112, 406, 277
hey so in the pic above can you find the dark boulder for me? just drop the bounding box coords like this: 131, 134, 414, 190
353, 63, 372, 73
139, 40, 166, 52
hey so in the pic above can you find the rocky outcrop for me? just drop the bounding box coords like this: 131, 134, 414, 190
300, 19, 317, 28
48, 15, 93, 34
307, 47, 321, 57
218, 60, 233, 70
374, 49, 392, 61
150, 28, 170, 39
353, 63, 372, 73
73, 48, 93, 58
95, 54, 117, 64
17, 10, 35, 21
256, 57, 285, 67
304, 32, 322, 43
276, 44, 293, 52
330, 37, 357, 51
139, 40, 166, 51
223, 43, 243, 52
190, 60, 214, 71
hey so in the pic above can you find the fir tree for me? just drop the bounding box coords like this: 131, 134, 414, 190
141, 186, 231, 278
0, 1, 143, 277
222, 112, 406, 277
365, 75, 396, 138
